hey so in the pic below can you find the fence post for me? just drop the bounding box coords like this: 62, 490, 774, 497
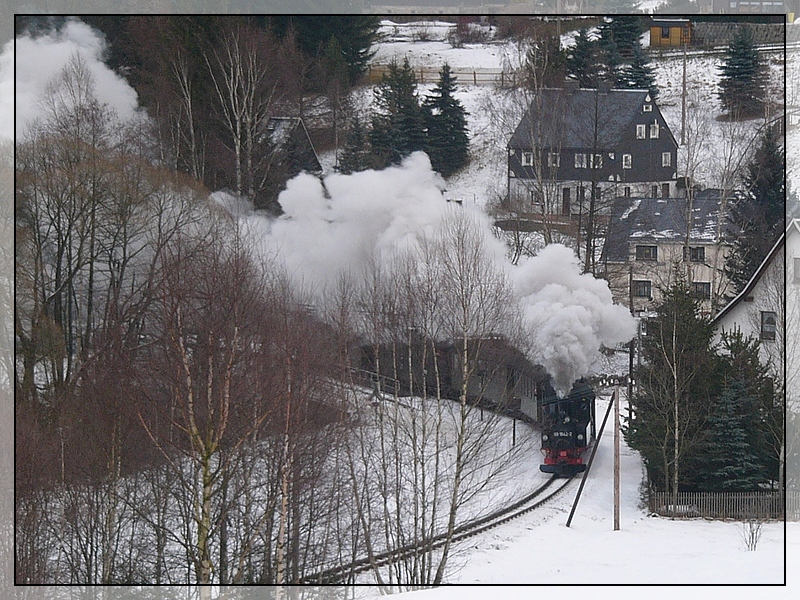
473, 70, 477, 85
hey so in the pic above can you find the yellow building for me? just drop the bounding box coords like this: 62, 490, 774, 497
650, 18, 692, 48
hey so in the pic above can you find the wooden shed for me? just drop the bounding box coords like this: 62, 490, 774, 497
650, 18, 692, 48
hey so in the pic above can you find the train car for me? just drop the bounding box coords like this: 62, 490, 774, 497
539, 379, 596, 477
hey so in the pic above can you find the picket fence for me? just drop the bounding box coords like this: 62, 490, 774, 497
649, 491, 800, 521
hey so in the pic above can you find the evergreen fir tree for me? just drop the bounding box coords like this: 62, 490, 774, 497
370, 58, 427, 169
700, 379, 767, 491
601, 15, 645, 60
622, 42, 658, 100
718, 25, 767, 118
725, 124, 784, 293
423, 64, 469, 178
625, 279, 718, 493
566, 29, 598, 88
337, 115, 370, 174
271, 16, 380, 85
596, 26, 622, 86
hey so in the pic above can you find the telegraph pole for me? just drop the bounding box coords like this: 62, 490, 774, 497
681, 33, 687, 146
614, 383, 621, 531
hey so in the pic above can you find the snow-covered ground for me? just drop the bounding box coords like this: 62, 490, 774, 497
357, 393, 793, 594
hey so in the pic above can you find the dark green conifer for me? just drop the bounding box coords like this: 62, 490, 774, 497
566, 29, 598, 88
423, 64, 469, 178
370, 58, 427, 168
337, 116, 370, 174
718, 25, 767, 117
622, 42, 658, 100
725, 124, 784, 293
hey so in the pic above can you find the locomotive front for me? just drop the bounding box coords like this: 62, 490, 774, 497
539, 380, 595, 477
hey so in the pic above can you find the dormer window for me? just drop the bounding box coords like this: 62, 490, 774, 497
622, 154, 632, 169
521, 151, 534, 166
643, 104, 653, 112
547, 152, 560, 167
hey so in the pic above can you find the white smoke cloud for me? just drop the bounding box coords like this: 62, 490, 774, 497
0, 18, 140, 140
514, 244, 637, 394
228, 153, 636, 393
239, 152, 453, 293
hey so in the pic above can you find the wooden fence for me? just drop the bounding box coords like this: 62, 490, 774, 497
649, 490, 800, 521
365, 64, 519, 87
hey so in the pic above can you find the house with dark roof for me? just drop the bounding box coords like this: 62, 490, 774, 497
600, 189, 734, 315
507, 85, 678, 219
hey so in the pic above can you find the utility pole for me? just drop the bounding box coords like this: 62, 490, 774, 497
681, 34, 687, 146
614, 383, 621, 531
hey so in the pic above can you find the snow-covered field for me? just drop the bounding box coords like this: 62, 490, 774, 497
359, 394, 794, 595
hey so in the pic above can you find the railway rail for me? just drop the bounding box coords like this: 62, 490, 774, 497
300, 474, 575, 585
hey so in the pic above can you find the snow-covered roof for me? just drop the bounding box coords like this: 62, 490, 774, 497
602, 189, 731, 263
508, 87, 662, 151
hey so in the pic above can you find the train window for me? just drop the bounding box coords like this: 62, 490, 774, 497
761, 311, 777, 341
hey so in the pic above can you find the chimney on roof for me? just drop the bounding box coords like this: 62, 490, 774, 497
564, 79, 579, 94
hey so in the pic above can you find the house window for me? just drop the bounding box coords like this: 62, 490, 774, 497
578, 185, 586, 201
589, 153, 602, 169
635, 245, 658, 261
795, 257, 800, 283
624, 186, 631, 197
761, 311, 777, 341
662, 183, 670, 198
622, 154, 632, 169
632, 280, 652, 298
562, 188, 571, 216
691, 281, 711, 299
661, 152, 671, 167
650, 123, 660, 138
662, 26, 670, 38
548, 152, 560, 167
684, 246, 706, 262
636, 124, 646, 139
651, 185, 659, 197
521, 151, 534, 166
643, 104, 653, 112
575, 153, 587, 168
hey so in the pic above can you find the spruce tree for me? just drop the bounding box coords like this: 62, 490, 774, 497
370, 58, 427, 169
566, 28, 598, 88
596, 23, 623, 86
725, 124, 784, 293
622, 42, 658, 100
423, 64, 469, 178
700, 379, 767, 491
625, 279, 717, 494
602, 15, 645, 59
718, 25, 767, 118
337, 115, 370, 174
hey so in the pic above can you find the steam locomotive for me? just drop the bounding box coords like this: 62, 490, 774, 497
539, 379, 596, 477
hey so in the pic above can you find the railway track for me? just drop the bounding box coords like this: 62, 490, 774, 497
300, 474, 575, 585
